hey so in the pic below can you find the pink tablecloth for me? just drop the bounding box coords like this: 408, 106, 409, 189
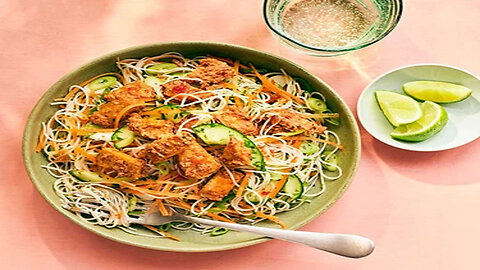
1, 0, 479, 269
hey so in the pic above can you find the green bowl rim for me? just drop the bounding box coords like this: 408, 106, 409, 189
22, 41, 361, 252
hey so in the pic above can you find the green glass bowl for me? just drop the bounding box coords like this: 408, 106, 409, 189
263, 0, 403, 56
22, 42, 361, 252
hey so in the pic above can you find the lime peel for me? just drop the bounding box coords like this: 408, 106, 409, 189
390, 101, 448, 142
403, 81, 472, 104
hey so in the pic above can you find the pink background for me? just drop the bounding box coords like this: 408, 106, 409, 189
1, 0, 479, 269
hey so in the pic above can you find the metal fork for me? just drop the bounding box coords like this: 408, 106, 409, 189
131, 211, 375, 258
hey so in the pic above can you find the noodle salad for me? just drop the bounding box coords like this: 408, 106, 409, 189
36, 52, 343, 240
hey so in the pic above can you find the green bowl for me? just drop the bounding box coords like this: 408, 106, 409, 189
22, 42, 361, 252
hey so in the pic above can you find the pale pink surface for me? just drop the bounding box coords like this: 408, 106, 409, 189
1, 0, 479, 269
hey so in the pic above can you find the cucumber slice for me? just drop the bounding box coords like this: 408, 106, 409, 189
246, 175, 303, 202
155, 161, 170, 175
88, 76, 117, 91
111, 126, 135, 149
158, 223, 172, 232
210, 227, 229, 236
246, 183, 275, 204
128, 210, 145, 216
307, 97, 327, 112
299, 141, 320, 155
81, 122, 102, 138
321, 151, 339, 172
144, 76, 164, 88
324, 109, 340, 126
145, 105, 190, 124
84, 122, 101, 129
171, 71, 189, 77
282, 175, 303, 199
145, 63, 178, 75
193, 123, 265, 171
246, 192, 262, 204
69, 170, 106, 182
99, 87, 112, 100
270, 172, 284, 181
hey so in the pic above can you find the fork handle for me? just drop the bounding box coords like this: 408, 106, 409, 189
179, 215, 374, 258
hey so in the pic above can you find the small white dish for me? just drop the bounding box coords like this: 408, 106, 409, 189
357, 64, 480, 151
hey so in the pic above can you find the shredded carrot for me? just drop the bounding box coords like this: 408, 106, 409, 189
157, 172, 179, 182
114, 102, 149, 129
62, 87, 82, 101
293, 138, 302, 149
161, 183, 173, 193
255, 137, 283, 144
73, 147, 96, 162
237, 201, 254, 211
35, 132, 46, 152
250, 65, 305, 105
236, 172, 252, 197
140, 106, 182, 116
68, 128, 117, 135
174, 180, 196, 187
143, 225, 180, 241
283, 136, 344, 150
205, 212, 235, 223
256, 212, 286, 229
168, 199, 192, 211
233, 60, 240, 75
232, 60, 243, 106
58, 115, 77, 129
79, 72, 124, 87
247, 85, 263, 104
53, 150, 70, 162
156, 199, 171, 216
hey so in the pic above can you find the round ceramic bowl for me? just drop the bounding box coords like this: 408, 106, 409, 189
358, 64, 480, 152
23, 42, 361, 252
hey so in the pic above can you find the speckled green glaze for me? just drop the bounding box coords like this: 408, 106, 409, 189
22, 42, 361, 252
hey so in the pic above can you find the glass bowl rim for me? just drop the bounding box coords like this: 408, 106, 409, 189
262, 0, 404, 53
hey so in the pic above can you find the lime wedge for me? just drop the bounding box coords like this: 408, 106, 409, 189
375, 91, 422, 127
403, 81, 472, 103
391, 101, 448, 142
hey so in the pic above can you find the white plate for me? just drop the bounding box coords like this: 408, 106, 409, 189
357, 64, 480, 151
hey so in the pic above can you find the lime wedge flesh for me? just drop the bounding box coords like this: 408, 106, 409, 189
375, 91, 422, 127
403, 81, 472, 103
391, 101, 448, 142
